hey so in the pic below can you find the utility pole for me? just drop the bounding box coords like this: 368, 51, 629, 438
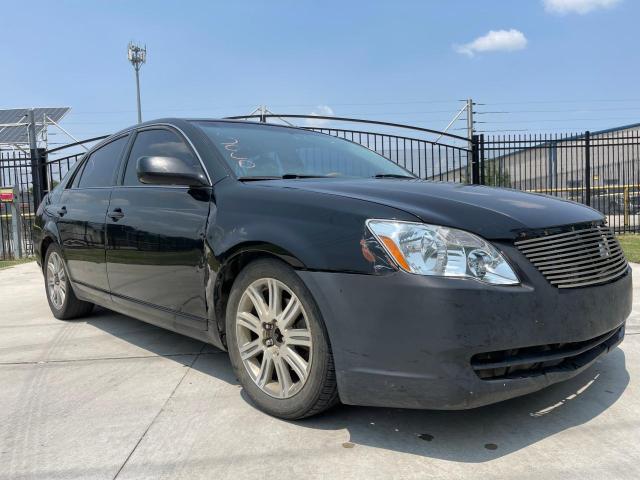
466, 98, 474, 147
466, 98, 478, 185
127, 42, 147, 124
240, 105, 294, 126
435, 98, 476, 183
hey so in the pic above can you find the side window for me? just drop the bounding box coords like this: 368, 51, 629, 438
69, 159, 87, 188
77, 136, 129, 188
123, 129, 203, 186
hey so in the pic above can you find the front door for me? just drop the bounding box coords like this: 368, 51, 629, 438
105, 128, 211, 330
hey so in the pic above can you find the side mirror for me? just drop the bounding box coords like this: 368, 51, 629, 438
136, 156, 208, 187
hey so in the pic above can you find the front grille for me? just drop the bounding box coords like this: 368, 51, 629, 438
515, 224, 628, 289
471, 325, 624, 380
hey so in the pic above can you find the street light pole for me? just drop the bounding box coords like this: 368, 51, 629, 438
127, 42, 147, 124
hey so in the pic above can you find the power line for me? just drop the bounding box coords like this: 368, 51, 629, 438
477, 116, 640, 124
477, 107, 640, 114
63, 100, 640, 120
481, 98, 640, 105
60, 110, 471, 125
69, 100, 466, 115
260, 100, 465, 107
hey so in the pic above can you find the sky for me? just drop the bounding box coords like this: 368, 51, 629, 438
2, 0, 640, 145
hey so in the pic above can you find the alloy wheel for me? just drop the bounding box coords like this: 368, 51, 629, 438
47, 251, 67, 310
235, 278, 313, 399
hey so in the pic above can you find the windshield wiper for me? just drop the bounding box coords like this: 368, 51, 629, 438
237, 176, 282, 181
372, 173, 416, 179
237, 174, 332, 181
281, 173, 331, 179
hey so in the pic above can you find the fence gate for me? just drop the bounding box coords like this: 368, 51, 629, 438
0, 151, 40, 260
0, 137, 102, 260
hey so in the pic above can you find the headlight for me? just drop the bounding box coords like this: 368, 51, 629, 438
366, 219, 519, 285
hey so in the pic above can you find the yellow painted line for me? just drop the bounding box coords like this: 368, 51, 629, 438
527, 184, 640, 194
0, 212, 35, 220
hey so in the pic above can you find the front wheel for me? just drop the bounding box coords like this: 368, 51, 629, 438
226, 259, 338, 419
44, 244, 94, 320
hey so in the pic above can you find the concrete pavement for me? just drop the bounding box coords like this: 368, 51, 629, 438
1, 262, 639, 479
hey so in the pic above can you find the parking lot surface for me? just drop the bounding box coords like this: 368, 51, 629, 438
1, 262, 639, 480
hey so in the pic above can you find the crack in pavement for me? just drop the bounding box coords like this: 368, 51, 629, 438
112, 343, 207, 480
0, 351, 223, 366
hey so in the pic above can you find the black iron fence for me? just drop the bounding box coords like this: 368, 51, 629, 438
45, 136, 108, 192
476, 129, 640, 234
0, 136, 107, 260
1, 116, 639, 260
0, 151, 37, 259
227, 114, 472, 182
227, 115, 640, 233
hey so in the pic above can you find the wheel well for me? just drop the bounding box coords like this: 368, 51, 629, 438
213, 250, 295, 345
40, 237, 54, 270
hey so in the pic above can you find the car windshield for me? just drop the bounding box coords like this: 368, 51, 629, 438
192, 121, 415, 180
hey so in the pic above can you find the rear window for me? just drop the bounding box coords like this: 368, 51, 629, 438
76, 136, 128, 188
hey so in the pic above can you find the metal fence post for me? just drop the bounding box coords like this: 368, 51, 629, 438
471, 134, 480, 184
10, 185, 23, 258
548, 141, 557, 191
0, 210, 4, 259
479, 134, 486, 185
28, 109, 45, 209
584, 131, 591, 206
624, 186, 630, 229
38, 148, 49, 194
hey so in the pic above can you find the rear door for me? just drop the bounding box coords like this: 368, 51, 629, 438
105, 127, 211, 330
56, 135, 130, 293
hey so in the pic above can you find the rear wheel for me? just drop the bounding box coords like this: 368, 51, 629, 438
44, 244, 94, 320
226, 259, 338, 419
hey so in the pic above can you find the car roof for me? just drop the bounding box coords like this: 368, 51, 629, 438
89, 118, 316, 159
114, 117, 306, 135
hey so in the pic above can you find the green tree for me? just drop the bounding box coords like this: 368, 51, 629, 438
462, 160, 511, 187
483, 161, 511, 187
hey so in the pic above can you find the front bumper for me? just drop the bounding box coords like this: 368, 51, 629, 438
297, 247, 632, 410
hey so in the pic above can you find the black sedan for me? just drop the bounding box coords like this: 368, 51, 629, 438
34, 119, 631, 419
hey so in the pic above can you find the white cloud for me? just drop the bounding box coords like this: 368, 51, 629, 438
455, 29, 528, 57
306, 105, 334, 127
543, 0, 621, 14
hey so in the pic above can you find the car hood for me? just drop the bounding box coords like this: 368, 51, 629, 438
256, 179, 604, 239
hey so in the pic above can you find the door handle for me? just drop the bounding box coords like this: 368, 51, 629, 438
108, 208, 125, 221
57, 206, 67, 217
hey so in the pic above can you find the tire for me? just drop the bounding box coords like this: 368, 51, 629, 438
226, 258, 338, 419
44, 244, 94, 320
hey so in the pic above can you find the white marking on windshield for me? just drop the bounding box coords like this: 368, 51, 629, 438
221, 138, 250, 166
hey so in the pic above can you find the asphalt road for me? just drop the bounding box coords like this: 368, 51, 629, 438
1, 262, 639, 480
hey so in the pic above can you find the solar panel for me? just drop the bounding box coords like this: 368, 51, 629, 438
0, 107, 70, 145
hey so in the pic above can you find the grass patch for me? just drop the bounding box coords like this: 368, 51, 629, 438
0, 256, 36, 270
617, 235, 640, 263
